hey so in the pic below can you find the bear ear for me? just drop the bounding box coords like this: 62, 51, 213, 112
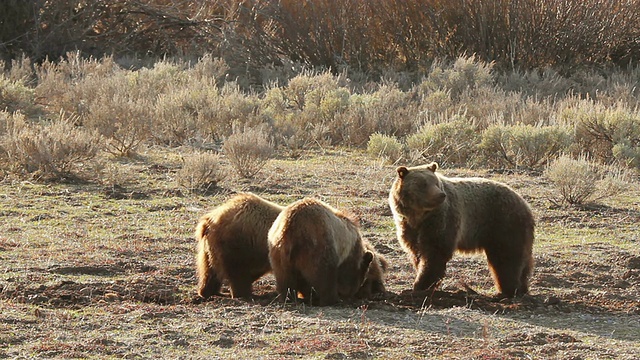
362, 251, 374, 269
396, 166, 409, 179
427, 162, 439, 172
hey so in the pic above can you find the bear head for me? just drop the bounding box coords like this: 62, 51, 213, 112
337, 250, 374, 299
389, 162, 447, 220
356, 251, 389, 298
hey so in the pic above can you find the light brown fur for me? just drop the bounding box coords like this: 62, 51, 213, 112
389, 162, 535, 298
195, 192, 283, 299
268, 198, 374, 306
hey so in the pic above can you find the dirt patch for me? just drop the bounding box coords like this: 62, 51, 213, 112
1, 276, 180, 308
47, 260, 156, 276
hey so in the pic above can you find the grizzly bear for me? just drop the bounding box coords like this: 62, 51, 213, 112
268, 198, 375, 306
195, 192, 283, 299
388, 162, 535, 297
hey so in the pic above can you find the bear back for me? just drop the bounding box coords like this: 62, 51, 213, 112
268, 198, 361, 264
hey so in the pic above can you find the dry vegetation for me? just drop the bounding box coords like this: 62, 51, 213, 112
1, 0, 640, 358
0, 150, 639, 358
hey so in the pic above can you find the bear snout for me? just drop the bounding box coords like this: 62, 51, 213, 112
434, 191, 446, 204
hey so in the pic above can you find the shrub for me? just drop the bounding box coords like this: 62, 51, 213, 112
0, 75, 40, 116
612, 142, 640, 168
222, 125, 274, 178
545, 154, 631, 206
419, 56, 494, 100
406, 115, 480, 166
333, 84, 417, 147
479, 125, 513, 167
420, 89, 453, 117
481, 124, 573, 168
567, 102, 640, 166
84, 92, 153, 157
177, 151, 225, 193
204, 82, 261, 140
366, 133, 403, 164
152, 86, 217, 146
188, 54, 229, 87
458, 86, 522, 128
1, 111, 101, 179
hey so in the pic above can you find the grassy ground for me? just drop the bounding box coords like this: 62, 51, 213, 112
1, 148, 639, 359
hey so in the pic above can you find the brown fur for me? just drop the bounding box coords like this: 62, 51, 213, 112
389, 162, 535, 298
195, 192, 283, 299
355, 242, 389, 298
268, 198, 374, 306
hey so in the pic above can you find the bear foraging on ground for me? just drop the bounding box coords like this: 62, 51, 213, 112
388, 162, 535, 297
268, 198, 376, 306
356, 243, 389, 298
195, 192, 283, 299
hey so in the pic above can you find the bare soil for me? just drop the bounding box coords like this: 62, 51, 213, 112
1, 149, 639, 359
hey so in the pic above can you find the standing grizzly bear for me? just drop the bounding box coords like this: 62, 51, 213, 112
195, 192, 283, 299
268, 198, 375, 306
389, 162, 534, 297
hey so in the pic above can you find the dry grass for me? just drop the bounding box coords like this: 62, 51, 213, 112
1, 148, 639, 358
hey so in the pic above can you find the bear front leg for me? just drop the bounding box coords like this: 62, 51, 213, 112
228, 276, 253, 299
413, 256, 448, 291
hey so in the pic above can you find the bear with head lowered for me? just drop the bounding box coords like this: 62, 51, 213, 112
388, 162, 535, 298
195, 192, 283, 299
268, 198, 381, 306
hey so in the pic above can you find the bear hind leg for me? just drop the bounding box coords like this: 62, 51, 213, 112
196, 246, 223, 298
227, 275, 254, 299
302, 264, 339, 306
485, 249, 528, 297
273, 269, 298, 303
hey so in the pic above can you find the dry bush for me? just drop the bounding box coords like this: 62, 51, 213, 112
284, 71, 345, 111
0, 74, 40, 117
564, 101, 640, 166
420, 89, 454, 118
34, 54, 157, 156
188, 54, 229, 87
266, 71, 355, 148
1, 0, 232, 61
458, 86, 522, 128
152, 87, 209, 147
406, 115, 480, 167
223, 125, 274, 178
34, 52, 121, 115
480, 124, 573, 168
1, 111, 101, 179
204, 82, 261, 140
83, 90, 153, 157
498, 68, 574, 99
366, 133, 404, 164
75, 59, 186, 156
93, 160, 134, 189
514, 97, 558, 126
545, 154, 632, 206
334, 84, 417, 147
3, 55, 35, 85
418, 56, 494, 100
177, 151, 226, 193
